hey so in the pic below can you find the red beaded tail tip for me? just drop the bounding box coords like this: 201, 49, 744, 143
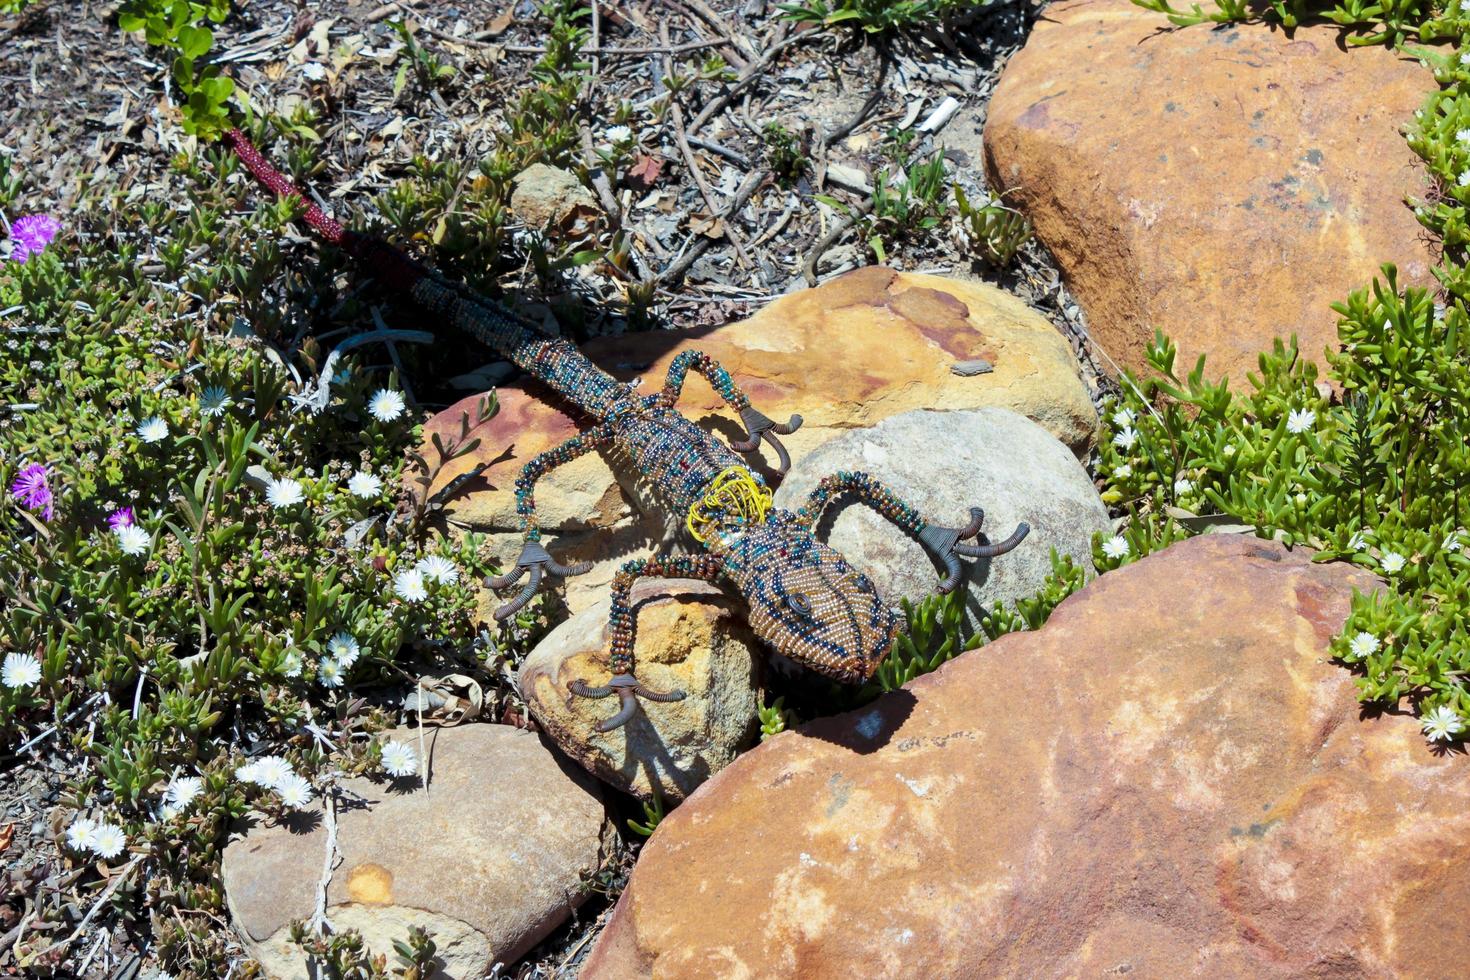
222, 128, 347, 245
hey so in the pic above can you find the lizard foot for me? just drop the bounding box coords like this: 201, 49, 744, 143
727, 406, 803, 475
569, 673, 687, 732
918, 507, 1031, 594
485, 541, 592, 620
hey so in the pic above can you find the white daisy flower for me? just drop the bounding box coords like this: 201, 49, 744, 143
1113, 462, 1132, 478
91, 823, 127, 859
275, 774, 314, 809
1173, 477, 1194, 495
1421, 703, 1464, 741
347, 471, 383, 498
115, 523, 150, 556
1111, 407, 1136, 428
368, 389, 406, 422
280, 647, 303, 678
199, 385, 232, 417
65, 816, 98, 853
1222, 444, 1237, 457
381, 741, 418, 778
165, 776, 204, 811
415, 555, 460, 585
249, 756, 294, 789
605, 124, 632, 142
1458, 169, 1470, 188
302, 61, 328, 81
1461, 51, 1470, 66
1444, 530, 1464, 553
1, 652, 41, 688
394, 567, 428, 602
1380, 552, 1406, 574
1348, 631, 1379, 659
234, 761, 261, 785
1112, 426, 1138, 451
1286, 408, 1315, 434
1101, 535, 1130, 560
1458, 128, 1470, 144
326, 631, 360, 668
265, 477, 305, 508
136, 417, 169, 442
1347, 530, 1368, 551
318, 658, 344, 688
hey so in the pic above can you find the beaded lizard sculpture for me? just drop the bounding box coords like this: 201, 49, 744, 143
224, 130, 1030, 732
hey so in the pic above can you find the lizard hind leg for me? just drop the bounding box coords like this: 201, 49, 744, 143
566, 555, 722, 732
661, 350, 803, 473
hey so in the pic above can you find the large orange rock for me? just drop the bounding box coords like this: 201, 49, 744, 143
420, 269, 1095, 610
584, 535, 1470, 978
985, 0, 1436, 386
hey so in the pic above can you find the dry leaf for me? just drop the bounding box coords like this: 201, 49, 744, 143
624, 153, 665, 191
403, 673, 484, 726
689, 213, 725, 239
485, 6, 515, 36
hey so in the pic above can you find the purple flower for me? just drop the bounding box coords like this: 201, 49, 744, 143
10, 463, 53, 521
107, 506, 135, 530
8, 214, 61, 263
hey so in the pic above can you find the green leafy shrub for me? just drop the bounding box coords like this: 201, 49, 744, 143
117, 0, 235, 137
1096, 271, 1470, 739
863, 550, 1088, 699
778, 0, 983, 33
954, 185, 1032, 268
1113, 0, 1470, 744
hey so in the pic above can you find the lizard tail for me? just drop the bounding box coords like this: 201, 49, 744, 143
222, 128, 424, 292
220, 129, 630, 420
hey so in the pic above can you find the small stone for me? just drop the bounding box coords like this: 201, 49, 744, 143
950, 358, 993, 376
518, 579, 762, 802
773, 407, 1109, 618
222, 725, 606, 979
585, 537, 1470, 977
509, 164, 599, 234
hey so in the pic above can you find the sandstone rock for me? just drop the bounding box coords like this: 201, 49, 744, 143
518, 578, 762, 802
222, 725, 606, 979
773, 407, 1109, 617
419, 269, 1096, 611
985, 0, 1435, 386
585, 536, 1470, 978
509, 163, 599, 233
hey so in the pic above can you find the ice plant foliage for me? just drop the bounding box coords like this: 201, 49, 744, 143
1097, 265, 1470, 742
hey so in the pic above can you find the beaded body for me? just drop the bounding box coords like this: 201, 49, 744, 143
224, 128, 1030, 732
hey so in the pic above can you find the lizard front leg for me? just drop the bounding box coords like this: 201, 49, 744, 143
568, 554, 725, 732
660, 350, 802, 473
488, 423, 615, 620
796, 471, 1030, 594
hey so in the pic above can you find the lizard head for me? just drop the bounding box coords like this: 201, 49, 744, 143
718, 513, 898, 683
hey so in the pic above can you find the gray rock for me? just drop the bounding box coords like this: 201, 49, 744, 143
773, 407, 1108, 619
222, 725, 606, 979
518, 579, 762, 803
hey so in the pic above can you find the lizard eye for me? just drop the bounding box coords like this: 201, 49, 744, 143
786, 592, 813, 617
